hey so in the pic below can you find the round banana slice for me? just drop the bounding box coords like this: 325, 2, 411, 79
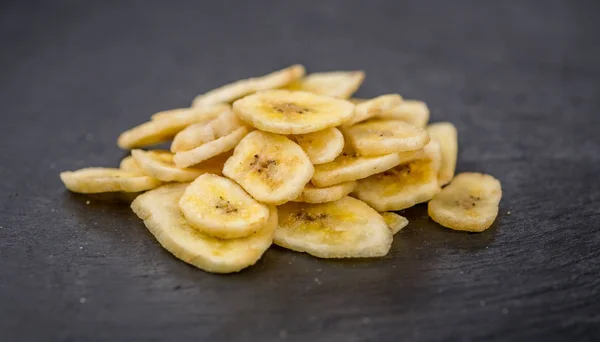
291, 127, 345, 165
119, 156, 146, 175
426, 122, 458, 186
292, 181, 357, 204
311, 149, 422, 187
192, 64, 306, 107
284, 71, 365, 99
60, 168, 162, 193
118, 106, 230, 150
150, 104, 229, 121
343, 119, 430, 156
171, 109, 244, 152
376, 100, 430, 128
131, 184, 277, 274
381, 212, 409, 234
173, 126, 249, 168
179, 174, 270, 239
131, 149, 221, 182
275, 196, 392, 258
428, 173, 502, 232
232, 90, 354, 134
352, 140, 442, 212
343, 94, 403, 127
222, 130, 314, 205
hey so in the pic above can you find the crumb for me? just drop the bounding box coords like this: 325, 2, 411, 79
86, 200, 91, 205
79, 297, 87, 304
507, 211, 511, 215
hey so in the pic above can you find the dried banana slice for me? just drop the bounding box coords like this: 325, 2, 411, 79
311, 149, 422, 187
381, 212, 409, 234
119, 156, 146, 175
222, 130, 314, 205
232, 90, 354, 134
376, 100, 430, 128
428, 172, 502, 232
343, 119, 430, 156
179, 174, 270, 239
173, 127, 249, 168
275, 196, 392, 258
343, 94, 403, 127
426, 122, 458, 186
60, 168, 162, 193
292, 181, 356, 204
131, 184, 277, 274
118, 106, 229, 149
191, 64, 305, 107
131, 149, 220, 182
171, 109, 244, 152
150, 104, 229, 121
291, 127, 345, 165
352, 139, 442, 211
284, 71, 365, 99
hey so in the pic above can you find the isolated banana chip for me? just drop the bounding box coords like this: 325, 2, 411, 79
352, 139, 442, 211
284, 71, 365, 99
275, 196, 392, 258
171, 109, 243, 152
343, 94, 403, 127
291, 127, 345, 165
60, 168, 162, 193
191, 64, 305, 107
131, 149, 221, 182
131, 184, 277, 274
376, 100, 430, 128
118, 106, 230, 149
311, 148, 422, 187
223, 130, 314, 205
173, 127, 249, 168
426, 122, 458, 186
150, 104, 229, 121
232, 90, 354, 134
119, 156, 146, 175
343, 119, 430, 156
179, 174, 270, 239
381, 212, 409, 234
292, 181, 356, 204
428, 173, 502, 232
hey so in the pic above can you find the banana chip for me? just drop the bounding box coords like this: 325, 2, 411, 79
232, 90, 354, 134
179, 174, 270, 239
428, 172, 502, 232
343, 119, 430, 156
131, 149, 221, 182
131, 184, 277, 274
311, 148, 422, 187
119, 156, 146, 175
284, 71, 365, 99
426, 122, 458, 186
171, 109, 244, 152
291, 127, 345, 165
275, 196, 392, 258
343, 94, 403, 127
376, 100, 430, 128
174, 126, 249, 168
150, 104, 229, 121
352, 139, 441, 211
118, 106, 230, 150
60, 168, 162, 193
381, 212, 409, 234
192, 64, 305, 107
292, 181, 356, 204
223, 130, 314, 205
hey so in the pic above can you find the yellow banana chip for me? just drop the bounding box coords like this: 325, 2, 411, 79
292, 181, 357, 204
150, 104, 229, 121
131, 149, 221, 182
352, 139, 441, 211
284, 71, 365, 99
275, 196, 392, 258
131, 184, 277, 274
173, 126, 249, 168
179, 174, 270, 239
381, 212, 409, 234
428, 172, 502, 232
376, 100, 430, 128
343, 119, 430, 156
171, 109, 244, 152
232, 90, 354, 134
343, 94, 403, 127
426, 122, 458, 185
192, 64, 305, 107
60, 168, 162, 193
119, 156, 146, 175
291, 127, 345, 165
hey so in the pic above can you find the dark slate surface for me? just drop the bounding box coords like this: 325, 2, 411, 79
1, 1, 599, 341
